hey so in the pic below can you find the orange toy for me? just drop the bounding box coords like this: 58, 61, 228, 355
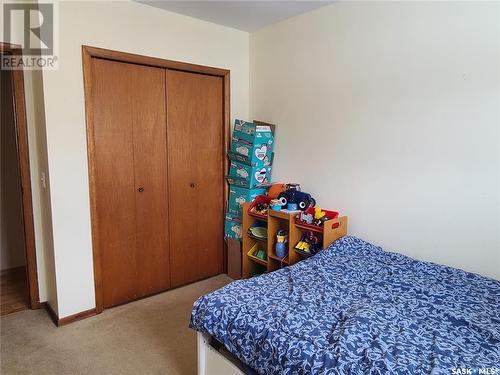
267, 183, 287, 199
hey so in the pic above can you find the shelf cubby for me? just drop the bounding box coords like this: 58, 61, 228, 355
242, 202, 348, 278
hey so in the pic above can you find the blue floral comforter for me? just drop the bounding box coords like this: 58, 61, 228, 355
190, 236, 500, 374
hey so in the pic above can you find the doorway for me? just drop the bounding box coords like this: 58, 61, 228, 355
0, 43, 40, 315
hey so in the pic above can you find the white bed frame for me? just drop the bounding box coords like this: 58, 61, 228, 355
197, 332, 244, 375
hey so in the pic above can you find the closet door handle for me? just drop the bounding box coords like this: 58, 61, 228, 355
190, 183, 195, 188
137, 187, 144, 192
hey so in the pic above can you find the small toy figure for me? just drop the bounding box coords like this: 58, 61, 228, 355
299, 211, 314, 224
313, 207, 329, 227
275, 230, 288, 258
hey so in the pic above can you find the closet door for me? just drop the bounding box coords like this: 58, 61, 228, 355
166, 70, 224, 287
91, 58, 169, 308
132, 63, 170, 298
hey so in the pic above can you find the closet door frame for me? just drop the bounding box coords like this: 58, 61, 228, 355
82, 45, 230, 314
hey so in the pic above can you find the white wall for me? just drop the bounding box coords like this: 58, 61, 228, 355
41, 0, 249, 317
251, 2, 500, 279
21, 0, 499, 318
24, 68, 58, 310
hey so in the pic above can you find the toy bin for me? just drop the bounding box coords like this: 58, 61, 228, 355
228, 186, 267, 216
225, 213, 243, 240
227, 160, 272, 189
247, 242, 267, 266
248, 195, 273, 220
295, 207, 340, 232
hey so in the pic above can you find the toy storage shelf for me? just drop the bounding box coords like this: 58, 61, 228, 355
293, 248, 313, 259
267, 253, 289, 265
248, 212, 268, 221
242, 202, 348, 278
295, 223, 323, 233
247, 244, 268, 266
247, 233, 267, 242
242, 205, 267, 278
267, 209, 300, 272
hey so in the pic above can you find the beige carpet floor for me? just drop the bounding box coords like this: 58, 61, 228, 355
0, 274, 232, 375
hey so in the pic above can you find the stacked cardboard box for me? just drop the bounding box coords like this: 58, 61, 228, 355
224, 120, 275, 241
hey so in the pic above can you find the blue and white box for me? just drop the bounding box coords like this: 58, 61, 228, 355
228, 186, 267, 216
227, 160, 272, 189
224, 212, 243, 240
229, 119, 274, 167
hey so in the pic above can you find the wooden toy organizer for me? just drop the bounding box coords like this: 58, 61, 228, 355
242, 203, 348, 278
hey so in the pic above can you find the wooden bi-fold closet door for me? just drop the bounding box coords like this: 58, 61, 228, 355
167, 70, 224, 287
91, 58, 169, 308
88, 51, 225, 310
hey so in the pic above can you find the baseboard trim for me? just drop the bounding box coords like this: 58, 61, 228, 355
41, 302, 58, 326
42, 302, 97, 327
59, 308, 97, 326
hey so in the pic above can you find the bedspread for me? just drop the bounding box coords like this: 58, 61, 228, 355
190, 236, 500, 374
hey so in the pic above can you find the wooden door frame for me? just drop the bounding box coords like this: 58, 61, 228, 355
82, 45, 230, 314
0, 42, 40, 309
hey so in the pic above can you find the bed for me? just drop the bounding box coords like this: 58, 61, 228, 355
190, 236, 500, 374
